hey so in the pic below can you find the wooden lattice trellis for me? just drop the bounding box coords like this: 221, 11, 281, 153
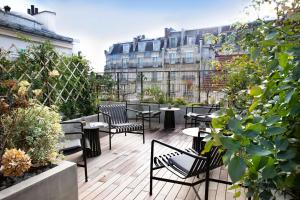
0, 44, 92, 108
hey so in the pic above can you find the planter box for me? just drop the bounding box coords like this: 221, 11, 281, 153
0, 161, 78, 200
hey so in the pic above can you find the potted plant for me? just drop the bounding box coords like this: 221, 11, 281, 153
0, 80, 78, 200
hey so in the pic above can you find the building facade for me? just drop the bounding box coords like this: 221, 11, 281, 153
105, 25, 233, 72
0, 5, 76, 55
104, 26, 233, 103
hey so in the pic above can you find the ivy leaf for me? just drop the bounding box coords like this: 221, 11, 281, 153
277, 149, 296, 160
220, 136, 240, 151
249, 86, 263, 96
262, 165, 276, 179
247, 144, 272, 156
228, 118, 243, 134
252, 155, 269, 170
285, 89, 295, 104
265, 115, 280, 126
233, 191, 241, 198
266, 127, 286, 136
275, 138, 288, 151
278, 53, 288, 68
228, 156, 246, 183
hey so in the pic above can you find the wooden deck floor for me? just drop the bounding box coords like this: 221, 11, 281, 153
74, 126, 247, 200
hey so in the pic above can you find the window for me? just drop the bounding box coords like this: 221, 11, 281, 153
170, 71, 176, 80
170, 37, 177, 48
122, 58, 129, 68
144, 51, 151, 58
138, 42, 146, 52
123, 44, 130, 53
138, 58, 143, 68
187, 36, 195, 45
152, 56, 158, 63
185, 52, 194, 63
153, 40, 160, 51
169, 53, 176, 64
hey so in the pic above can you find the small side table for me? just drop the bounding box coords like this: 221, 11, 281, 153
182, 127, 210, 152
83, 122, 107, 158
160, 107, 180, 130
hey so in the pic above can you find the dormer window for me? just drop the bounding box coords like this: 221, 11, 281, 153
170, 37, 177, 48
187, 36, 195, 45
123, 44, 130, 53
153, 40, 160, 51
138, 42, 146, 52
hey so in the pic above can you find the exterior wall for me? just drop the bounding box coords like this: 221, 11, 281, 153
0, 28, 73, 55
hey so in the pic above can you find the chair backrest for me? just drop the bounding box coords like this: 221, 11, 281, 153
188, 146, 224, 177
99, 104, 128, 124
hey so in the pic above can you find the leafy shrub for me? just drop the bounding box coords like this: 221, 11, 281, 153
1, 148, 31, 177
143, 87, 166, 104
1, 104, 63, 166
172, 97, 187, 107
205, 0, 300, 199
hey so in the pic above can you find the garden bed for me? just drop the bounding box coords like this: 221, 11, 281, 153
0, 164, 56, 191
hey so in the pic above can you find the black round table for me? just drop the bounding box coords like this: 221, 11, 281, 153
182, 127, 210, 152
83, 122, 107, 158
160, 107, 180, 130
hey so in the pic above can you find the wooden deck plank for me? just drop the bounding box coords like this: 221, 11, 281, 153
73, 125, 247, 200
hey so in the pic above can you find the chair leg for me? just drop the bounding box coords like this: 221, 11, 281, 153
204, 168, 210, 200
109, 131, 112, 150
83, 151, 88, 182
142, 129, 145, 144
150, 141, 154, 195
185, 118, 187, 128
125, 132, 127, 136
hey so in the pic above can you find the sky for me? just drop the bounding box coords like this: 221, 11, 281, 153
1, 0, 276, 72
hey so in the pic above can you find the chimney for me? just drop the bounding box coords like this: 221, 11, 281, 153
27, 5, 38, 15
4, 6, 11, 12
164, 28, 169, 37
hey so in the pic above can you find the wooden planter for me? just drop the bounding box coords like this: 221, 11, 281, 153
0, 161, 78, 200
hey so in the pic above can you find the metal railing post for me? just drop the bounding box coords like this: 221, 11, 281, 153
140, 72, 143, 101
167, 71, 171, 100
198, 70, 201, 103
117, 72, 120, 101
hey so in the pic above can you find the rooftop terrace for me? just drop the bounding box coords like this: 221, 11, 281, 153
73, 125, 247, 200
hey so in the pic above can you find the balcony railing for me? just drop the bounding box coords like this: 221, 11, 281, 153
98, 70, 227, 103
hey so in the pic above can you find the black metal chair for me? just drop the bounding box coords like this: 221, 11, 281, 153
97, 104, 145, 150
150, 140, 229, 200
126, 102, 161, 129
60, 121, 88, 182
184, 104, 220, 128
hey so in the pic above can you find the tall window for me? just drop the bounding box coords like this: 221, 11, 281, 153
153, 40, 160, 51
187, 36, 194, 45
170, 37, 177, 48
138, 58, 143, 68
185, 52, 194, 63
138, 42, 146, 52
169, 53, 176, 64
152, 56, 158, 63
144, 52, 151, 58
170, 71, 176, 80
122, 58, 129, 68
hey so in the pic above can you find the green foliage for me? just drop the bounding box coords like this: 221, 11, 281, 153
0, 41, 97, 120
1, 104, 63, 166
170, 97, 187, 107
91, 73, 116, 101
206, 0, 300, 199
143, 87, 167, 104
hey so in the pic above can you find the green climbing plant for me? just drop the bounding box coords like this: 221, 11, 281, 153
204, 0, 300, 199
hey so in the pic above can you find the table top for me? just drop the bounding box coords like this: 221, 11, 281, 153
83, 122, 108, 129
182, 127, 220, 137
160, 107, 180, 111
